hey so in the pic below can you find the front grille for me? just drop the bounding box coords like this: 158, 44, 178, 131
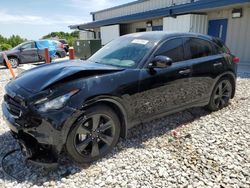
4, 94, 42, 127
4, 94, 23, 117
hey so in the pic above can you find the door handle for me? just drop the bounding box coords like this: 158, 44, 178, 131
213, 62, 223, 67
179, 69, 191, 75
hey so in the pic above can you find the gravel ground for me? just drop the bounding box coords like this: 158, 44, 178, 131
0, 67, 249, 188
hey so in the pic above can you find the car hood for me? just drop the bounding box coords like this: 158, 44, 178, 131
12, 60, 124, 93
1, 49, 19, 55
0, 50, 19, 63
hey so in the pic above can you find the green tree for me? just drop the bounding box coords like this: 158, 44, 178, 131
0, 34, 26, 51
7, 35, 26, 47
0, 35, 7, 44
0, 43, 12, 50
42, 31, 79, 46
71, 31, 79, 38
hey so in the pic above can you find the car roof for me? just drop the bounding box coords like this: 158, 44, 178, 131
50, 40, 61, 43
37, 39, 51, 42
36, 39, 62, 44
122, 31, 214, 42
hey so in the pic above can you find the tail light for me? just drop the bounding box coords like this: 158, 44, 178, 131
233, 56, 240, 64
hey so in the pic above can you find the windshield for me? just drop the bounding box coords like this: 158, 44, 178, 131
12, 43, 23, 50
89, 37, 156, 68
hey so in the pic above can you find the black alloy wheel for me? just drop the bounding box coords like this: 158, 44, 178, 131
207, 78, 233, 111
66, 105, 120, 163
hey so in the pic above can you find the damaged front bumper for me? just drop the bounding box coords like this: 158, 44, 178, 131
11, 130, 58, 168
2, 97, 81, 167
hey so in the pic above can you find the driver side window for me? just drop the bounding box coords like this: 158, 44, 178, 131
21, 42, 35, 50
155, 38, 185, 63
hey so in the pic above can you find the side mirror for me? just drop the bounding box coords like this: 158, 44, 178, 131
19, 47, 24, 51
149, 56, 173, 68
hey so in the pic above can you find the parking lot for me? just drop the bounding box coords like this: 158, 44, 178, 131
0, 66, 249, 188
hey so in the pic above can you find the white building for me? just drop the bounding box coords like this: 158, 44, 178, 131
70, 0, 250, 64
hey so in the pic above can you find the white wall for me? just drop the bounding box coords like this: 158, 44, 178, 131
163, 14, 208, 34
163, 15, 191, 32
190, 14, 208, 34
94, 0, 193, 21
79, 31, 94, 40
100, 25, 120, 45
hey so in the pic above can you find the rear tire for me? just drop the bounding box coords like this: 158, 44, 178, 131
55, 53, 61, 59
66, 105, 121, 163
206, 77, 233, 111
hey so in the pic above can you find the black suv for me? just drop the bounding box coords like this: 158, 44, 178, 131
2, 32, 238, 164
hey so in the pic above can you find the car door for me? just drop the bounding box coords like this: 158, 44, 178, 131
134, 38, 193, 121
19, 42, 39, 63
182, 37, 226, 104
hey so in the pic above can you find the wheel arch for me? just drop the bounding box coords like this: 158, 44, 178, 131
214, 71, 236, 98
82, 98, 128, 138
4, 55, 20, 65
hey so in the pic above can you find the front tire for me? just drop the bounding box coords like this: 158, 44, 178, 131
7, 57, 19, 68
66, 105, 121, 163
207, 77, 233, 111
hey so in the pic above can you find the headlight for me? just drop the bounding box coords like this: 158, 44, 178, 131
36, 89, 79, 112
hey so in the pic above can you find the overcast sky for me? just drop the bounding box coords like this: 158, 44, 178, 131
0, 0, 134, 40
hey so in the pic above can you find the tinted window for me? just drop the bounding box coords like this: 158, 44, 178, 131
212, 42, 230, 55
155, 38, 184, 62
184, 38, 213, 59
211, 43, 223, 55
21, 42, 35, 49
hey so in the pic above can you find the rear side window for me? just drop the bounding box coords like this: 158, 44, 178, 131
155, 38, 184, 62
213, 38, 230, 54
184, 38, 213, 59
212, 43, 225, 55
